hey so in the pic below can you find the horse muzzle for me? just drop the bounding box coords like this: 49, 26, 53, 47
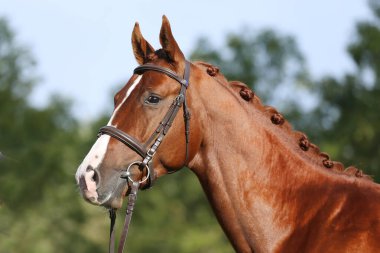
77, 166, 130, 208
77, 161, 153, 208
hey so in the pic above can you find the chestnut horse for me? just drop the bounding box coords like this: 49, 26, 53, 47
76, 16, 380, 253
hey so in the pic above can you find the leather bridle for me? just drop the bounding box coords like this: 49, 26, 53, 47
97, 60, 191, 253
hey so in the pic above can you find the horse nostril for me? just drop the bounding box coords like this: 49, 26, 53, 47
92, 170, 99, 185
85, 165, 100, 187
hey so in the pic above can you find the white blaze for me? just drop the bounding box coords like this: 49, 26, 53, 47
75, 134, 111, 183
75, 75, 142, 183
107, 75, 142, 127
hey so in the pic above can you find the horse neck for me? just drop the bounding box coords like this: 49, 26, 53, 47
187, 71, 345, 252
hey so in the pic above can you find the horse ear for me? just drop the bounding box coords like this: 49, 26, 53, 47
159, 15, 185, 67
132, 22, 155, 65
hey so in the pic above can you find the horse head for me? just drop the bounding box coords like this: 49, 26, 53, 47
75, 16, 203, 209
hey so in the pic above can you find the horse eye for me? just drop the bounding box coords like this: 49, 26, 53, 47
145, 95, 161, 105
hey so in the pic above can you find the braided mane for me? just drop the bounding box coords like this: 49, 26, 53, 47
195, 61, 372, 181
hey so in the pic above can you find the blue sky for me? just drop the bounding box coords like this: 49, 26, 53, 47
0, 0, 371, 120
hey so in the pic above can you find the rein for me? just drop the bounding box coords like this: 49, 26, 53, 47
98, 61, 191, 253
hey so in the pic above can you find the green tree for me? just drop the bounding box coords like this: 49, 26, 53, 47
190, 28, 311, 113
0, 17, 103, 253
309, 0, 380, 181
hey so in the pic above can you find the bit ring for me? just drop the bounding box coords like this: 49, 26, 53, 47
125, 161, 150, 184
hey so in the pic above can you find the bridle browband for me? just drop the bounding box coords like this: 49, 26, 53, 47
97, 60, 191, 253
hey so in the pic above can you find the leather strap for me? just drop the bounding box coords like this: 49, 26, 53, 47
134, 64, 189, 87
108, 182, 139, 253
99, 126, 147, 158
109, 209, 116, 253
117, 182, 139, 253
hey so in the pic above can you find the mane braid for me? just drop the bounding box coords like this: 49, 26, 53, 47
195, 61, 373, 182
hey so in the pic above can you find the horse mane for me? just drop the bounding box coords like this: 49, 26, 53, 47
194, 61, 373, 182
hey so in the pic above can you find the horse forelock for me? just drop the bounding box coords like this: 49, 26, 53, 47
144, 49, 173, 64
194, 61, 372, 182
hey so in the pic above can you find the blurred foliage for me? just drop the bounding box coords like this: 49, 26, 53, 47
1, 1, 380, 252
190, 27, 317, 132
0, 18, 103, 252
307, 0, 380, 180
191, 28, 311, 105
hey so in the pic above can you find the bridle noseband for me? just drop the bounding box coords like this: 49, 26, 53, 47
97, 60, 191, 253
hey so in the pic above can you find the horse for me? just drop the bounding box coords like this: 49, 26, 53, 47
75, 16, 380, 253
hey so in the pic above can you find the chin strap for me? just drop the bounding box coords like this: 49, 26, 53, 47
109, 181, 140, 253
